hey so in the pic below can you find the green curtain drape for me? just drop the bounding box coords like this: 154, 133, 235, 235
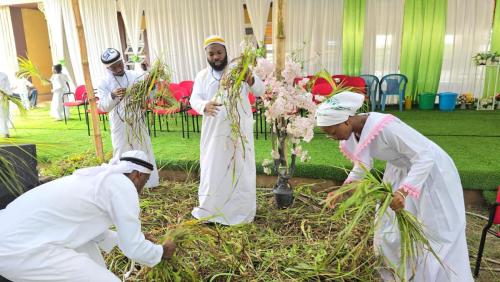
483, 0, 500, 98
399, 0, 447, 102
342, 0, 365, 76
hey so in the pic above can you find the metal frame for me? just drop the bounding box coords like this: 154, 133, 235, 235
473, 201, 500, 277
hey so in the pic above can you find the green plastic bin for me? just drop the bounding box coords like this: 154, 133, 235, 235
418, 92, 436, 110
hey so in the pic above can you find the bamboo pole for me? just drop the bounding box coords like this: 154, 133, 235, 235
274, 0, 286, 78
71, 0, 104, 162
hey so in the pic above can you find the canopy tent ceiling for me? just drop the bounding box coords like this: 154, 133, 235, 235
0, 0, 498, 99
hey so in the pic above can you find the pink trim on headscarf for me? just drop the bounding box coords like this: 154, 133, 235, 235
339, 141, 357, 163
338, 114, 397, 164
401, 183, 421, 199
353, 115, 396, 160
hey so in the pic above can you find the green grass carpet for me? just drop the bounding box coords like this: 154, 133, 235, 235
2, 104, 500, 198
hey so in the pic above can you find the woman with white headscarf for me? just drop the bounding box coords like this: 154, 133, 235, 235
0, 150, 176, 282
316, 92, 473, 281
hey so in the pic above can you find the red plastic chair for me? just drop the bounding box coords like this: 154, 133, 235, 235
344, 76, 367, 94
151, 84, 184, 137
62, 85, 87, 124
332, 74, 348, 85
85, 96, 108, 136
248, 92, 267, 140
179, 80, 194, 95
170, 84, 192, 138
474, 186, 500, 277
84, 97, 109, 136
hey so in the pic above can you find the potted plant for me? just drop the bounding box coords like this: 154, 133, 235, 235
255, 57, 351, 208
458, 94, 467, 109
255, 57, 317, 208
472, 51, 500, 66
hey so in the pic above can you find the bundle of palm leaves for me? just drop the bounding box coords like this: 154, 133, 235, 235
135, 219, 218, 281
216, 41, 262, 182
122, 60, 177, 144
327, 168, 444, 281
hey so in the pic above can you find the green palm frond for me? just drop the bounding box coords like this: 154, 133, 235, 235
123, 59, 173, 145
1, 89, 26, 117
328, 167, 444, 281
17, 56, 50, 85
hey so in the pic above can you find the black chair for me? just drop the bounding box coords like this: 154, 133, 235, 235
474, 186, 500, 277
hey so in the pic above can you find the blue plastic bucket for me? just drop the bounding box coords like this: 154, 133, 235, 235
438, 92, 458, 111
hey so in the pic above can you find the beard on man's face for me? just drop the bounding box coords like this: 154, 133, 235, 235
208, 55, 228, 72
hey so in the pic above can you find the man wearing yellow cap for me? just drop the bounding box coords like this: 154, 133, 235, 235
190, 35, 264, 225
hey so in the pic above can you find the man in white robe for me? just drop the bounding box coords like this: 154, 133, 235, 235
97, 48, 159, 188
190, 35, 264, 225
0, 150, 176, 282
0, 72, 12, 138
316, 92, 473, 281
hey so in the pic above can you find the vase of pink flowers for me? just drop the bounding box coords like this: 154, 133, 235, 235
256, 57, 317, 208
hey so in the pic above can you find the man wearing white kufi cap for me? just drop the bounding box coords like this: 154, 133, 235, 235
317, 92, 473, 281
96, 47, 160, 188
0, 150, 176, 281
190, 35, 264, 225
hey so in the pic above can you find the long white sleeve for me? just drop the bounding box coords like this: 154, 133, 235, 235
107, 180, 163, 267
92, 230, 118, 253
381, 121, 435, 198
345, 163, 368, 184
96, 79, 121, 112
189, 69, 209, 115
0, 73, 12, 95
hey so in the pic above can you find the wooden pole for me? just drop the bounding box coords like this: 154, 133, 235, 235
274, 0, 286, 78
71, 0, 104, 162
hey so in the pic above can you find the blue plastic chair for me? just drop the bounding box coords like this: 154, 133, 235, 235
360, 75, 380, 111
379, 74, 408, 111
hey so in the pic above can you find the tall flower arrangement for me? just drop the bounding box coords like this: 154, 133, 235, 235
255, 57, 317, 207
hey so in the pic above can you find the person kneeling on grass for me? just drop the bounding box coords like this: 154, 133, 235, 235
0, 150, 176, 282
317, 91, 473, 282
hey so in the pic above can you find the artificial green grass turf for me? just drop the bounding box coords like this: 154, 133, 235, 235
2, 105, 500, 196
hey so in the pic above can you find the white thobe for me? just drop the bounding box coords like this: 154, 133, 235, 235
190, 66, 264, 225
0, 173, 163, 282
340, 112, 473, 282
11, 78, 32, 110
50, 73, 71, 120
0, 72, 12, 136
97, 70, 159, 188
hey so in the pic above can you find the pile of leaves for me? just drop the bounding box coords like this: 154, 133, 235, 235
105, 181, 380, 281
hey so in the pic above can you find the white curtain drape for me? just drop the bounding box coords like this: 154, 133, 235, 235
145, 0, 245, 82
362, 0, 404, 78
437, 0, 495, 98
43, 0, 64, 64
0, 6, 18, 77
245, 0, 271, 44
79, 0, 121, 86
284, 0, 343, 75
117, 0, 143, 70
60, 0, 85, 86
